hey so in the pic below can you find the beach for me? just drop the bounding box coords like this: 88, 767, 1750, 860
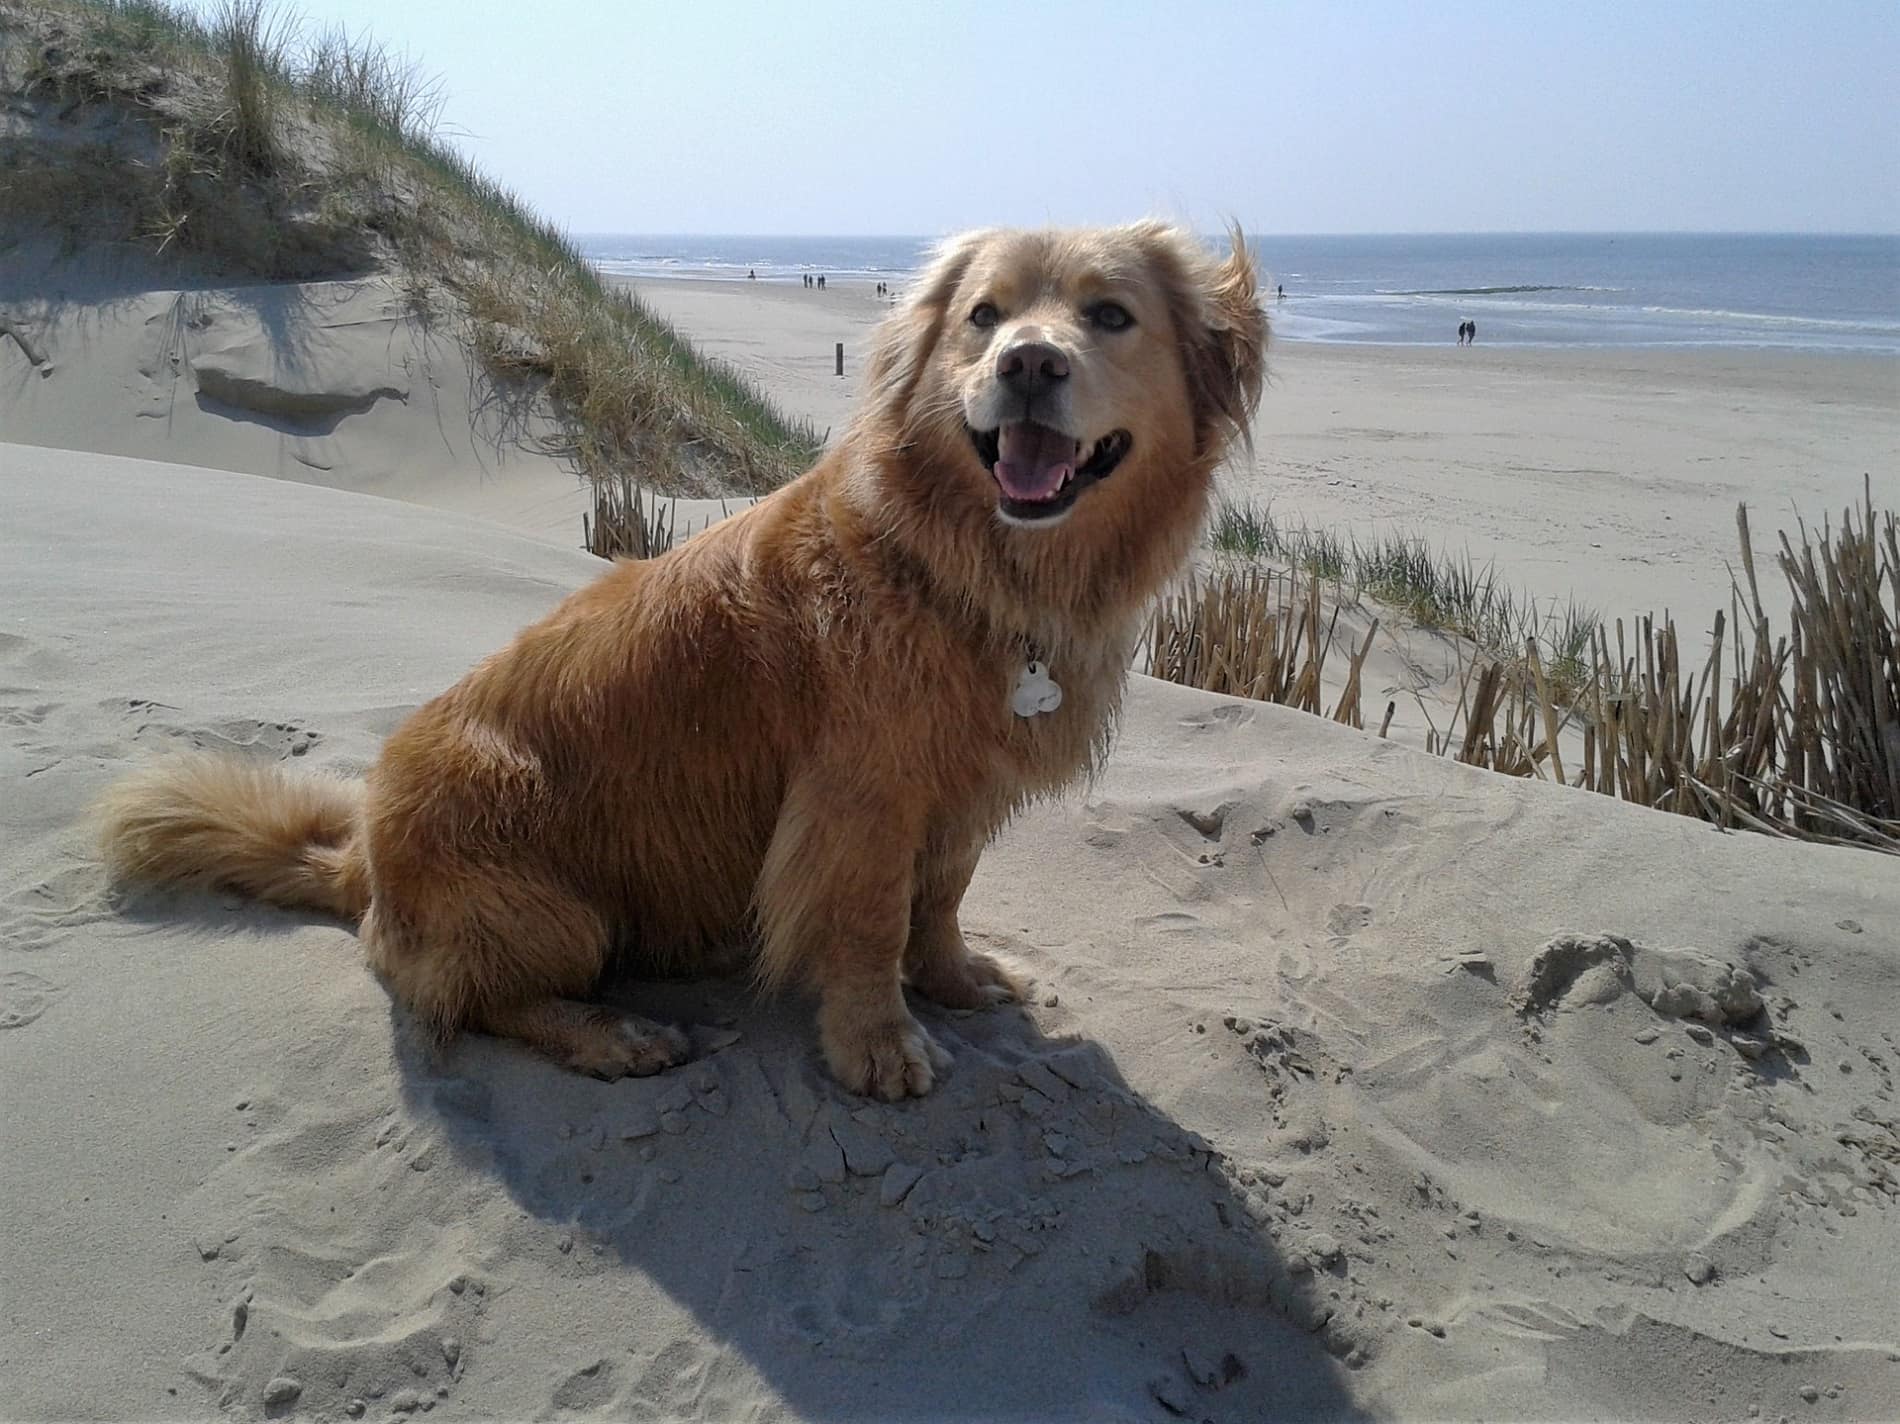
3, 234, 1897, 1422
625, 276, 1898, 641
9, 0, 1899, 1414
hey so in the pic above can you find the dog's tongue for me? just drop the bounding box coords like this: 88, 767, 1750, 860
993, 422, 1077, 501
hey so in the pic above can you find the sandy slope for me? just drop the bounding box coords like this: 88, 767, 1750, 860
0, 244, 587, 545
3, 441, 1896, 1422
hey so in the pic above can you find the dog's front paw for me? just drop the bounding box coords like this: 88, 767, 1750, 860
822, 1011, 951, 1100
910, 945, 1029, 1011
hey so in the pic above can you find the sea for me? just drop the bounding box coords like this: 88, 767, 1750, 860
579, 232, 1900, 355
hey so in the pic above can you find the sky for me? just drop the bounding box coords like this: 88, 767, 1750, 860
257, 0, 1897, 237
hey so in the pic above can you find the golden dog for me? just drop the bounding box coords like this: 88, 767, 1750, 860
98, 223, 1266, 1099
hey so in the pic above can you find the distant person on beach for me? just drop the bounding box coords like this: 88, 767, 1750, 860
818, 274, 826, 290
1457, 320, 1470, 345
748, 269, 756, 280
1277, 284, 1284, 300
1467, 319, 1476, 344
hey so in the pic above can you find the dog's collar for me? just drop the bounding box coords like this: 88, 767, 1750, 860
855, 525, 1062, 717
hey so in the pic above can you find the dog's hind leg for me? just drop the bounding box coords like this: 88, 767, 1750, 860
477, 999, 690, 1080
363, 869, 689, 1080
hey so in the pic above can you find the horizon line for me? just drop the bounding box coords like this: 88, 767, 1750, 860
570, 228, 1900, 241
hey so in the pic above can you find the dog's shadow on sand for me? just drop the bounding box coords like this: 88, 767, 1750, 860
392, 967, 1376, 1423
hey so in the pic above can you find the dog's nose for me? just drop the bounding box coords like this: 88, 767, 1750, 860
996, 340, 1070, 398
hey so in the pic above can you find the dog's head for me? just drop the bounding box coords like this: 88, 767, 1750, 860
862, 222, 1265, 533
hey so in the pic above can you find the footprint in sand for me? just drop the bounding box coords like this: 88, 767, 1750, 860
1326, 904, 1372, 938
0, 701, 56, 730
119, 709, 322, 760
1, 863, 116, 949
550, 1359, 615, 1412
0, 970, 64, 1029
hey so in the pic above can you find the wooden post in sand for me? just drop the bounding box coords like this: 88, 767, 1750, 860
835, 342, 844, 377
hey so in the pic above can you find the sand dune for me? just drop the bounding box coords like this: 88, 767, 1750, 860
4, 440, 1896, 1421
1, 243, 586, 545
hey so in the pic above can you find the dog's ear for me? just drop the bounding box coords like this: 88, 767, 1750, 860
1148, 223, 1267, 458
864, 231, 989, 419
1196, 225, 1268, 452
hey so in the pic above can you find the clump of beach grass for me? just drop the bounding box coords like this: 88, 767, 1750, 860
1145, 563, 1379, 728
1208, 493, 1597, 694
2, 0, 819, 495
1564, 485, 1897, 850
584, 474, 676, 561
1173, 484, 1898, 855
208, 0, 288, 178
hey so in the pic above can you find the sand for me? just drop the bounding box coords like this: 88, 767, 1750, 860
4, 257, 1900, 1422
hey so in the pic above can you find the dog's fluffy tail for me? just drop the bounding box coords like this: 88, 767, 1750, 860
97, 753, 370, 921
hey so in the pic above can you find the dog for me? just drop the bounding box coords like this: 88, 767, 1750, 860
98, 222, 1266, 1100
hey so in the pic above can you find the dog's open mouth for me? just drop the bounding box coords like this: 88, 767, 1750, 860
969, 421, 1132, 523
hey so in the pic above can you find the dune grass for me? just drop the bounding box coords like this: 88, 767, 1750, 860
1167, 484, 1899, 854
1146, 564, 1378, 728
2, 0, 819, 494
1560, 485, 1898, 850
1209, 493, 1597, 692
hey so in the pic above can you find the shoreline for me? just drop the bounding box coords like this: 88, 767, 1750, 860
618, 271, 1900, 351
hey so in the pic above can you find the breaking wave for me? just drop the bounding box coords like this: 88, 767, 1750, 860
1380, 284, 1626, 296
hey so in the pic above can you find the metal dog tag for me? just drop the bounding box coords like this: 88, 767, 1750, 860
1012, 660, 1063, 718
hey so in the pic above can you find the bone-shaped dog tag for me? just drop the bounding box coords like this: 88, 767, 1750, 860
1012, 660, 1063, 718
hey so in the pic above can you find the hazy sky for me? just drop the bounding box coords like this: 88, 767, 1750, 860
272, 0, 1896, 236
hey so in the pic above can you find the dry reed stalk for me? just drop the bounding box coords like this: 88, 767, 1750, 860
1144, 565, 1365, 723
1524, 637, 1566, 787
1440, 483, 1896, 854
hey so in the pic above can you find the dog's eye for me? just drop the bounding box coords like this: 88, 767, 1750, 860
1088, 301, 1134, 332
970, 301, 1000, 329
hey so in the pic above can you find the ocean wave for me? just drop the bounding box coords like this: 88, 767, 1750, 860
1322, 289, 1900, 335
1635, 304, 1900, 333
1378, 284, 1626, 296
